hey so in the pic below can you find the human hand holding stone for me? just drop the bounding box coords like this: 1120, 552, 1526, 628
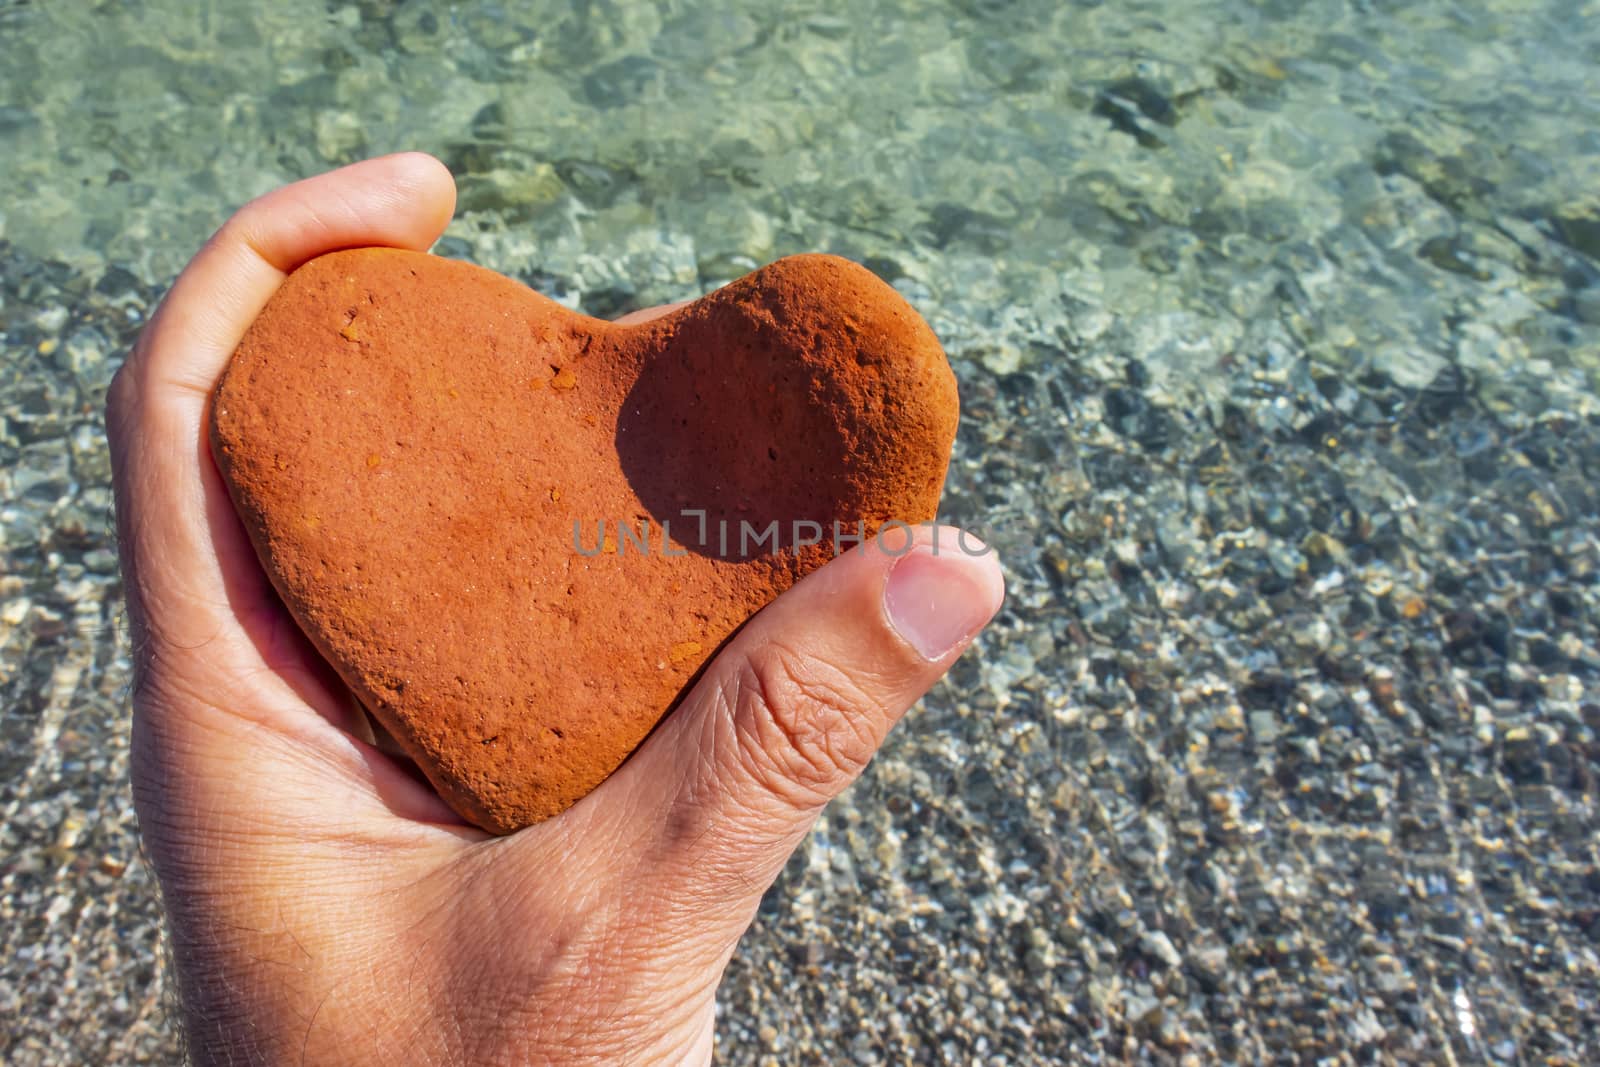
107, 154, 1005, 1065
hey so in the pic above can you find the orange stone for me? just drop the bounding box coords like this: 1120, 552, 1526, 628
210, 249, 958, 833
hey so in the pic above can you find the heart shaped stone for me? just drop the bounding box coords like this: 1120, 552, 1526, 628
210, 249, 957, 833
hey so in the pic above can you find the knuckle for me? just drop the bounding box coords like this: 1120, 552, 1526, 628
213, 205, 264, 249
722, 641, 886, 810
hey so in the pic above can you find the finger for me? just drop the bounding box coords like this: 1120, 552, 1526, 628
603, 524, 1003, 904
108, 153, 455, 660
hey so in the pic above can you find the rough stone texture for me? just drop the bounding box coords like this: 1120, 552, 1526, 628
209, 248, 958, 833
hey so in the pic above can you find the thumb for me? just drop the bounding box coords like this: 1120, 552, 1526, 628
610, 524, 1004, 899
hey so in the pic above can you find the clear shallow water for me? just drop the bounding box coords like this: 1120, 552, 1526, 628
3, 1, 1599, 1063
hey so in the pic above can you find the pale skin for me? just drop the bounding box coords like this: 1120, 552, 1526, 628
107, 153, 1005, 1066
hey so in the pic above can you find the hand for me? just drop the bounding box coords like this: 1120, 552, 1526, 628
107, 153, 1005, 1065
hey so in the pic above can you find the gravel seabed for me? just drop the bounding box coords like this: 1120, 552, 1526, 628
3, 0, 1599, 1063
